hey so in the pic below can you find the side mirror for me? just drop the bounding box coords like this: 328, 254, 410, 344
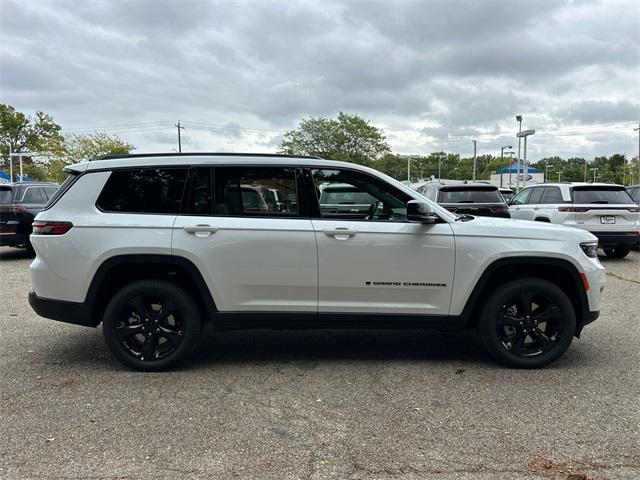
407, 200, 438, 224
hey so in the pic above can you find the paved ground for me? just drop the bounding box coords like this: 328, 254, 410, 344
0, 246, 638, 480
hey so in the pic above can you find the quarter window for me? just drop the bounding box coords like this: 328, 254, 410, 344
312, 168, 411, 221
213, 167, 299, 217
96, 168, 188, 214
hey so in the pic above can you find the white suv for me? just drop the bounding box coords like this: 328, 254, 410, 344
29, 154, 605, 371
508, 183, 639, 258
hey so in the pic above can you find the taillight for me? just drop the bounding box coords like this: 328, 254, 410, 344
32, 221, 73, 235
626, 207, 639, 212
558, 206, 589, 212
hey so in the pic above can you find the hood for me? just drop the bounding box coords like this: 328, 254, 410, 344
450, 215, 598, 242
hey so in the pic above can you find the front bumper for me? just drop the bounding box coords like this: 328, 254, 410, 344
28, 291, 96, 327
591, 231, 640, 247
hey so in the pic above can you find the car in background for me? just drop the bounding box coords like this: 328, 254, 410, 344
508, 182, 639, 258
318, 182, 379, 219
499, 187, 515, 203
417, 182, 510, 218
0, 182, 58, 255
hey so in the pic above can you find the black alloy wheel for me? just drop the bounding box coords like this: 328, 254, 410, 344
477, 278, 576, 368
103, 280, 202, 371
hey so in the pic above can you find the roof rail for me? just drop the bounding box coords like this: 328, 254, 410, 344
99, 152, 324, 160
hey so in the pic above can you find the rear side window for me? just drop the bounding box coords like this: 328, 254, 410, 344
20, 187, 46, 204
97, 168, 188, 214
213, 167, 299, 217
42, 186, 58, 199
571, 187, 634, 205
540, 186, 564, 204
0, 186, 13, 203
438, 188, 502, 203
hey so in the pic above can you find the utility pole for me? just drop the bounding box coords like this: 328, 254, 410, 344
515, 115, 523, 191
591, 167, 598, 183
557, 171, 562, 182
584, 158, 588, 182
634, 123, 640, 184
175, 121, 184, 154
438, 153, 445, 182
472, 140, 477, 182
545, 161, 553, 182
407, 157, 411, 183
8, 143, 12, 182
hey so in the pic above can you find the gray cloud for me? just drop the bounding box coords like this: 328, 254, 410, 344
0, 0, 638, 160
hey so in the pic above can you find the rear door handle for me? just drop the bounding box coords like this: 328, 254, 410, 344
183, 224, 219, 237
322, 228, 358, 240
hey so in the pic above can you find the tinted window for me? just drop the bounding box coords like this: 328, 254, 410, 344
183, 167, 212, 214
540, 186, 564, 204
97, 168, 188, 214
510, 188, 532, 205
313, 168, 411, 221
571, 187, 634, 204
527, 187, 544, 204
44, 174, 78, 210
0, 186, 12, 204
20, 187, 45, 203
43, 186, 58, 199
437, 188, 502, 203
214, 167, 298, 216
627, 187, 640, 204
500, 190, 515, 201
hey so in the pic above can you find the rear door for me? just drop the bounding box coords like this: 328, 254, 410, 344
508, 187, 532, 219
172, 166, 317, 313
570, 186, 639, 232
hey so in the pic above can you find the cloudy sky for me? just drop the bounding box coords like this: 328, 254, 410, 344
1, 0, 638, 161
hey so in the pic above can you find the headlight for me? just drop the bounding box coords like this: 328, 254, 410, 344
580, 241, 598, 258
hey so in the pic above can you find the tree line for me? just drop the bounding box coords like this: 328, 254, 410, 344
2, 106, 638, 186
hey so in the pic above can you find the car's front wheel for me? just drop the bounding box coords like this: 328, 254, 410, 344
477, 278, 576, 368
103, 280, 202, 371
604, 245, 630, 259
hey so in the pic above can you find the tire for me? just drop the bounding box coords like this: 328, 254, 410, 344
477, 278, 576, 368
103, 280, 202, 371
604, 245, 630, 259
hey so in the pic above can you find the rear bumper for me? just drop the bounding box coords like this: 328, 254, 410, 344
0, 233, 29, 247
28, 291, 97, 327
591, 231, 639, 247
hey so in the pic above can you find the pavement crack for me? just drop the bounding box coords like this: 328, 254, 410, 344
606, 271, 640, 284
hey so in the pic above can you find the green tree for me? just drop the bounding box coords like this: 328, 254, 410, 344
281, 112, 391, 165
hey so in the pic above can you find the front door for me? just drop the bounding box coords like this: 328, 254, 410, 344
309, 168, 455, 316
172, 166, 317, 312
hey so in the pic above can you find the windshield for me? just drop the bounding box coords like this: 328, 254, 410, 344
571, 187, 634, 204
438, 188, 503, 203
0, 186, 13, 203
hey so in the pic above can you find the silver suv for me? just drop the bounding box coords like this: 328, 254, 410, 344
509, 183, 639, 258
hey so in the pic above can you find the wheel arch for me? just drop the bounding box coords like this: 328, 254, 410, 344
461, 256, 589, 336
86, 254, 217, 327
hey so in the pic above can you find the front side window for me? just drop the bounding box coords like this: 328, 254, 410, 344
96, 168, 188, 214
312, 168, 411, 221
213, 167, 299, 217
510, 188, 532, 205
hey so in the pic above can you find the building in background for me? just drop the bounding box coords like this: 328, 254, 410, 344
490, 165, 543, 189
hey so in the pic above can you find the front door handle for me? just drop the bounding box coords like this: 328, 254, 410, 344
183, 224, 219, 237
322, 228, 358, 240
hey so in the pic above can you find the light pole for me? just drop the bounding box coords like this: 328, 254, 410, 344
9, 152, 34, 182
500, 146, 512, 188
557, 171, 563, 182
515, 115, 523, 190
584, 158, 588, 182
516, 129, 535, 188
505, 151, 515, 187
438, 153, 445, 182
590, 167, 598, 183
545, 162, 553, 182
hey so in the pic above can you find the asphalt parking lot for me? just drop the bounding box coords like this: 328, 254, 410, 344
1, 246, 639, 480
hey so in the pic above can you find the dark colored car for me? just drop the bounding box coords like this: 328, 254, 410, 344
418, 182, 511, 218
0, 182, 59, 255
499, 187, 516, 202
318, 183, 378, 219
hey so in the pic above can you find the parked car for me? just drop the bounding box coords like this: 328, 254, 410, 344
318, 182, 379, 219
499, 187, 515, 203
417, 182, 510, 218
0, 182, 58, 255
29, 153, 604, 371
508, 183, 639, 258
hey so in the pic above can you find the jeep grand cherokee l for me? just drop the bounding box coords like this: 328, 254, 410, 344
28, 153, 604, 371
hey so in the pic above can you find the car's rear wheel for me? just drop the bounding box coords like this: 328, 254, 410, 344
477, 278, 576, 368
103, 280, 202, 371
604, 245, 630, 259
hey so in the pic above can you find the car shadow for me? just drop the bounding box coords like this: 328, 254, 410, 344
0, 247, 33, 261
